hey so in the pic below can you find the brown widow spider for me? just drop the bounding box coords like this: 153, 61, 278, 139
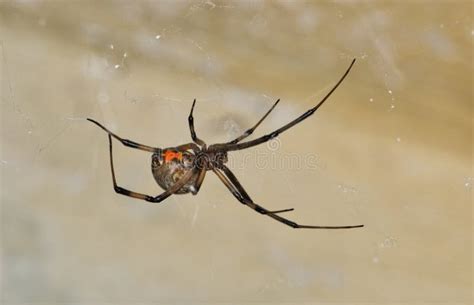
88, 58, 363, 229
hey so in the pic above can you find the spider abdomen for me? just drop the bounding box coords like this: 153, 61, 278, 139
151, 150, 198, 194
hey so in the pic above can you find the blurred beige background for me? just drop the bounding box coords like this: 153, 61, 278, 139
0, 1, 472, 304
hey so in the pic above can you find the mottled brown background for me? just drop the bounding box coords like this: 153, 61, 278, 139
0, 1, 472, 304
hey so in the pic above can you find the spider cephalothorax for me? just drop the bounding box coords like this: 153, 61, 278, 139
88, 58, 364, 229
196, 151, 228, 170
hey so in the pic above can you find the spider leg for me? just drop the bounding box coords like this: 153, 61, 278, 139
188, 99, 207, 147
88, 118, 161, 153
212, 167, 291, 215
269, 208, 295, 213
213, 165, 363, 229
225, 99, 280, 145
209, 59, 356, 153
107, 134, 196, 203
191, 167, 207, 195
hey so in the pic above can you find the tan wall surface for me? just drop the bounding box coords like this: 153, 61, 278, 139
1, 1, 472, 304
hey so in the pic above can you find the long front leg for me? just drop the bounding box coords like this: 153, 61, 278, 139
214, 165, 364, 229
88, 118, 161, 153
107, 134, 196, 203
209, 59, 356, 153
224, 99, 280, 145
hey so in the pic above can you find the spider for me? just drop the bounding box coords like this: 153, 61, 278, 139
88, 58, 363, 229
